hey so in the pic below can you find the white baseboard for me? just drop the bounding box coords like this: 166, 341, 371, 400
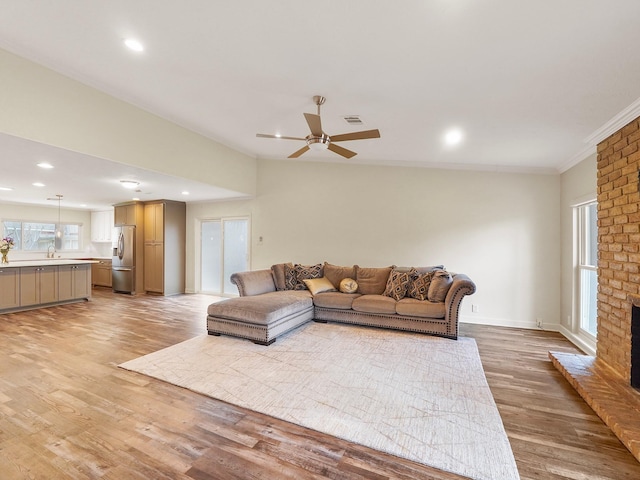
558, 325, 596, 356
460, 317, 595, 355
460, 315, 560, 332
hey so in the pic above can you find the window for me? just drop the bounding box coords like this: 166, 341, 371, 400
576, 201, 598, 337
2, 220, 83, 252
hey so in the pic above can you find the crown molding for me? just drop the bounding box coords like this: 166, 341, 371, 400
557, 144, 596, 174
585, 95, 640, 146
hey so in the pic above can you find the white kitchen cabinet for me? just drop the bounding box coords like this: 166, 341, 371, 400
91, 210, 114, 242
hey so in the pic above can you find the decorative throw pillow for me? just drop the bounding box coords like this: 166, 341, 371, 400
271, 262, 293, 291
303, 277, 337, 295
383, 268, 416, 301
284, 263, 297, 290
339, 278, 358, 294
323, 262, 357, 289
427, 270, 453, 302
293, 263, 323, 290
408, 271, 435, 301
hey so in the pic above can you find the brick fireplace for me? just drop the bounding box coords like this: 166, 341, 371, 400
596, 117, 640, 380
550, 115, 640, 463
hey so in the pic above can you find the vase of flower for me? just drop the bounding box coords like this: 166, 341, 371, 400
0, 236, 15, 264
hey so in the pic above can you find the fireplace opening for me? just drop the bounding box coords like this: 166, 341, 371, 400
632, 305, 640, 389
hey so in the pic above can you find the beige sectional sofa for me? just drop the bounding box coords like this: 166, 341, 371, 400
207, 262, 476, 345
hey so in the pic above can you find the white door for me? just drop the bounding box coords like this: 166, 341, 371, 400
201, 218, 249, 295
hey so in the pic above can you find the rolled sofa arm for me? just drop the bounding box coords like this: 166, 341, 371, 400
230, 269, 277, 296
444, 273, 477, 338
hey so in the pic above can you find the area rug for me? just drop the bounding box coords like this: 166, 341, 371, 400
119, 322, 520, 480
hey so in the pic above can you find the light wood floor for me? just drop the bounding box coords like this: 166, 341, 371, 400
0, 289, 638, 479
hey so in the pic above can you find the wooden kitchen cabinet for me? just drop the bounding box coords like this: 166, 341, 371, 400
91, 259, 112, 288
20, 265, 58, 307
59, 264, 91, 301
143, 200, 185, 295
114, 202, 143, 226
143, 242, 164, 293
1, 261, 93, 314
0, 268, 20, 309
144, 202, 164, 243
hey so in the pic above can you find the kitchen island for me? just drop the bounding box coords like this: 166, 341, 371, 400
0, 259, 96, 313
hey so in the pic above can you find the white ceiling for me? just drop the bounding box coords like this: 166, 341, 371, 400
1, 1, 640, 209
0, 132, 243, 210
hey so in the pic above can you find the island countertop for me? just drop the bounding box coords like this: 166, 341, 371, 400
0, 259, 99, 269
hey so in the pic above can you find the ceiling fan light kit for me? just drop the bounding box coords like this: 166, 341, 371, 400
307, 134, 330, 151
256, 95, 380, 159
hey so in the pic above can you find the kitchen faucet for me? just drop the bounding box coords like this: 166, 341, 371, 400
47, 244, 55, 259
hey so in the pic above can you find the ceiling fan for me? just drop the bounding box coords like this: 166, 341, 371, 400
256, 95, 381, 159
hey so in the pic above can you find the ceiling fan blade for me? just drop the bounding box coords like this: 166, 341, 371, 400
304, 113, 323, 136
327, 143, 357, 159
256, 133, 306, 141
288, 145, 310, 158
330, 129, 381, 142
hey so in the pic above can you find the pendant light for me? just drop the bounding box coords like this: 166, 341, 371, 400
56, 194, 63, 238
47, 194, 63, 238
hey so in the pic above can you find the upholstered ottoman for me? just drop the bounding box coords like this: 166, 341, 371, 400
206, 291, 314, 345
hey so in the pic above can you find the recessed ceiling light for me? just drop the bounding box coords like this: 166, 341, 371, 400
37, 162, 54, 169
0, 186, 13, 191
132, 197, 140, 201
80, 204, 87, 207
33, 182, 45, 187
444, 128, 464, 146
120, 180, 140, 189
124, 38, 144, 52
181, 191, 190, 195
275, 133, 282, 138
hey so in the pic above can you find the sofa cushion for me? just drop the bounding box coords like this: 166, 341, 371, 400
428, 270, 454, 302
313, 291, 362, 309
408, 271, 435, 301
383, 268, 416, 301
323, 262, 357, 289
352, 294, 397, 315
293, 263, 323, 290
303, 277, 337, 295
207, 292, 313, 326
396, 298, 446, 319
271, 262, 293, 291
356, 266, 393, 295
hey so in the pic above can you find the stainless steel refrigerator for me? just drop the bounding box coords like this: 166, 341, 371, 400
112, 225, 136, 294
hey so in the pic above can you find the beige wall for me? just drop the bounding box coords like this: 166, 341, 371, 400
188, 159, 562, 329
0, 48, 257, 196
559, 154, 597, 353
0, 46, 596, 336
